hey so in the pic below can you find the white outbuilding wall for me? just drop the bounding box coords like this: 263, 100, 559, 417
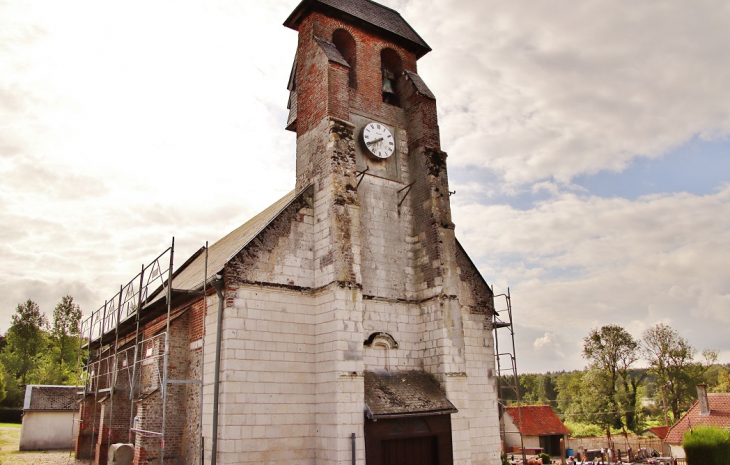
20, 410, 78, 450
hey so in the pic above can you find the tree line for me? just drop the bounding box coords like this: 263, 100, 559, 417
502, 324, 728, 434
0, 296, 82, 407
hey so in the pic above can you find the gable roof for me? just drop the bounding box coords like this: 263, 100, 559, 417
641, 426, 669, 440
664, 393, 730, 445
504, 405, 571, 436
23, 385, 77, 412
170, 186, 310, 293
284, 0, 431, 58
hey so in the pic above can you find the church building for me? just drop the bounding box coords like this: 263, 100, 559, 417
75, 0, 503, 464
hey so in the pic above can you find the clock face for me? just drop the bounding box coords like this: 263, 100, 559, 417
362, 122, 395, 159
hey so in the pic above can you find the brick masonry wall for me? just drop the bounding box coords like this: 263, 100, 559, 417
75, 396, 101, 459
358, 174, 417, 300
202, 285, 318, 464
133, 311, 193, 464
362, 300, 424, 372
228, 192, 314, 289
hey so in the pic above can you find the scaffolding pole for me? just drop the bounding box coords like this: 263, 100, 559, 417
493, 288, 527, 464
199, 242, 209, 465
129, 264, 146, 443
159, 237, 175, 465
74, 237, 208, 464
106, 285, 123, 450
90, 300, 108, 459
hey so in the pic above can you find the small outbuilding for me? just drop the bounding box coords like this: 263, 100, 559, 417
20, 385, 78, 451
503, 405, 571, 457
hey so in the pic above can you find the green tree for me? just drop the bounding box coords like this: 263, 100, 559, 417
712, 369, 730, 393
520, 373, 543, 404
642, 323, 718, 422
0, 300, 49, 406
555, 370, 581, 414
0, 361, 7, 404
583, 325, 645, 431
41, 295, 83, 384
518, 373, 559, 405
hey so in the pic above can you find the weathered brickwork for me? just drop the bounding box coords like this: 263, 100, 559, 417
228, 192, 314, 289
76, 395, 101, 459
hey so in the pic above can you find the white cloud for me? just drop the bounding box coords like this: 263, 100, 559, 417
0, 1, 299, 322
534, 332, 565, 359
404, 0, 730, 188
455, 186, 730, 370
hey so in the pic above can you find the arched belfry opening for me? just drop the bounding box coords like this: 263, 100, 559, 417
381, 48, 402, 106
333, 29, 357, 88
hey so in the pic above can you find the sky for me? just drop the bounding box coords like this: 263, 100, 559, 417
1, 0, 729, 373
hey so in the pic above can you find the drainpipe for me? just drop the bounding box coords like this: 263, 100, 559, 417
210, 274, 225, 465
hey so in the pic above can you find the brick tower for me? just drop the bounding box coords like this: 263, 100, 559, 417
271, 0, 503, 463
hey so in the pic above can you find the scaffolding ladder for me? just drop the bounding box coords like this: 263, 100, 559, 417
493, 288, 527, 464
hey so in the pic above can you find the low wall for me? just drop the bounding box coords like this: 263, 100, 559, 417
569, 434, 662, 456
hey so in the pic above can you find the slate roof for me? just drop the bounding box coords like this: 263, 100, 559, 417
504, 405, 571, 436
404, 71, 435, 100
364, 371, 457, 419
314, 37, 350, 67
664, 393, 730, 445
23, 385, 77, 412
284, 0, 431, 58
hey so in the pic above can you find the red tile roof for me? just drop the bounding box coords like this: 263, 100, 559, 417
504, 405, 570, 436
664, 393, 730, 445
642, 426, 669, 440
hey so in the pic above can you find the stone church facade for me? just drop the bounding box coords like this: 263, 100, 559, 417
75, 1, 502, 464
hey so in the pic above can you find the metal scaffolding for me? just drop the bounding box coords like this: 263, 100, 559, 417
492, 288, 527, 463
75, 238, 209, 464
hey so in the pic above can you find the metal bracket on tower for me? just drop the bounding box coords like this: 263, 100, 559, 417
356, 166, 369, 188
397, 181, 415, 207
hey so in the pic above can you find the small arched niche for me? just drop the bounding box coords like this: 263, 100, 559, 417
364, 332, 399, 372
332, 29, 357, 88
380, 48, 402, 106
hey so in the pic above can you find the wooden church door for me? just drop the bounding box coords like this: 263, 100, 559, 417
365, 415, 453, 465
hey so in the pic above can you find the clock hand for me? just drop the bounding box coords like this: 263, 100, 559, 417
366, 137, 383, 145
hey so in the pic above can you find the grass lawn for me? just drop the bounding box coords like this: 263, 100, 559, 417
0, 424, 22, 464
0, 423, 90, 465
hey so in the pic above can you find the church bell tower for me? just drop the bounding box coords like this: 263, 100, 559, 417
282, 1, 502, 464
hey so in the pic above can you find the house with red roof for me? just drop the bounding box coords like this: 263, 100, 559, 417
503, 405, 571, 457
641, 425, 671, 456
641, 426, 669, 441
663, 385, 730, 459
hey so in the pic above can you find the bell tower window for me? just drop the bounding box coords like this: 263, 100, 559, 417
332, 29, 357, 88
381, 48, 402, 106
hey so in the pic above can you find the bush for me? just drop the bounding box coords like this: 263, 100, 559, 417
682, 426, 730, 465
539, 452, 552, 464
0, 408, 22, 423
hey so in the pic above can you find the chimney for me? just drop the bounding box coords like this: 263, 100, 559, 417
697, 384, 710, 416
